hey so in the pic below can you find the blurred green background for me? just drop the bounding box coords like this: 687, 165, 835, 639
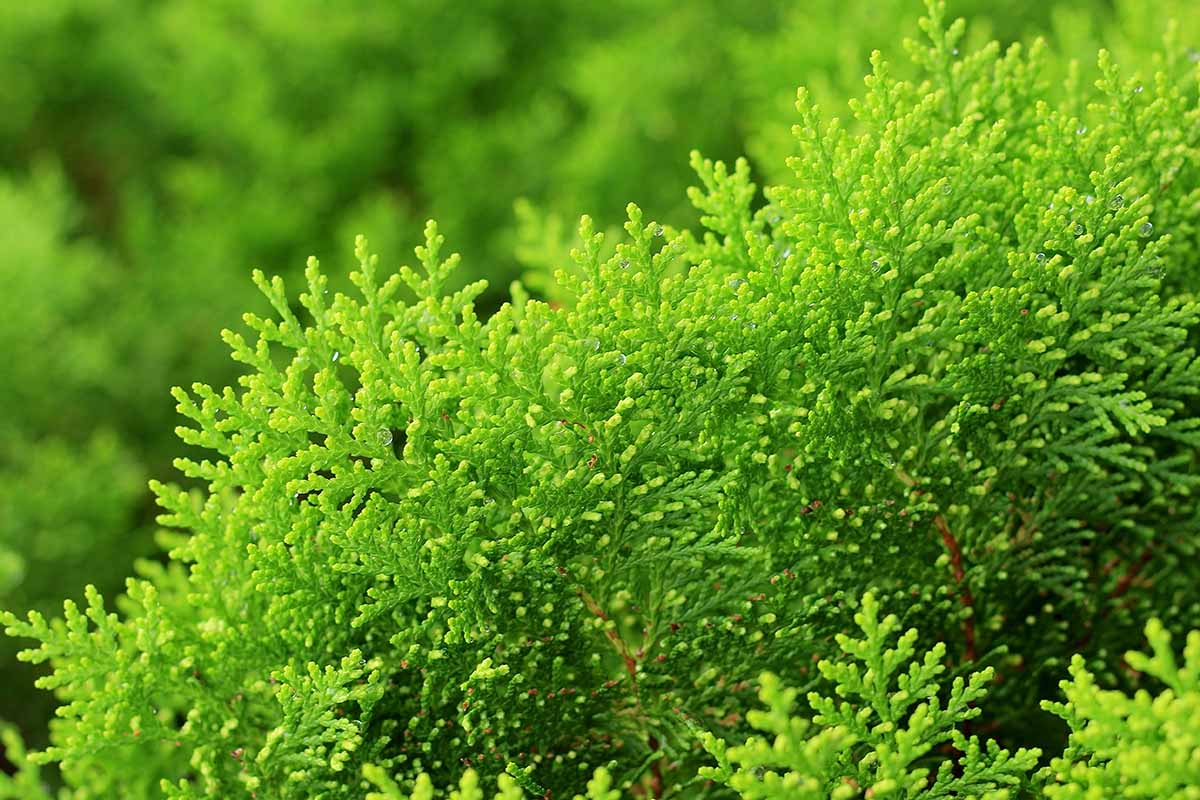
0, 0, 1189, 771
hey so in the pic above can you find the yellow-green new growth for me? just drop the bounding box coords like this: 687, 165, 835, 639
701, 593, 1039, 799
364, 766, 622, 800
1041, 620, 1200, 798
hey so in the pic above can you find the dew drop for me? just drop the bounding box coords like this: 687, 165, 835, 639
1076, 125, 1087, 135
1074, 223, 1085, 236
332, 350, 340, 362
941, 182, 953, 195
728, 278, 746, 288
1110, 194, 1124, 209
1036, 252, 1046, 263
1085, 194, 1095, 205
378, 428, 394, 447
654, 225, 664, 237
1139, 221, 1154, 237
871, 259, 881, 271
1134, 85, 1144, 94
618, 353, 627, 364
620, 259, 630, 269
952, 48, 959, 56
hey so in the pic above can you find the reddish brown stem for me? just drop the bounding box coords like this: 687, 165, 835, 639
934, 514, 977, 663
648, 736, 664, 799
581, 586, 662, 798
578, 588, 640, 691
1075, 544, 1155, 650
1108, 545, 1153, 601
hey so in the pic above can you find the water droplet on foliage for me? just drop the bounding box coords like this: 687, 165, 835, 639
379, 428, 394, 447
728, 278, 746, 288
654, 225, 664, 237
332, 351, 340, 362
1036, 252, 1046, 263
1139, 221, 1154, 237
618, 353, 627, 364
1110, 194, 1124, 209
1074, 223, 1085, 235
1134, 85, 1144, 94
871, 259, 881, 271
952, 48, 959, 56
1076, 124, 1088, 135
941, 183, 953, 195
620, 259, 630, 269
1085, 194, 1095, 205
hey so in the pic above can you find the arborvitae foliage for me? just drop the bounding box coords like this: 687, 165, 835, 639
0, 726, 51, 800
5, 3, 1200, 797
1040, 620, 1200, 798
2, 0, 1107, 744
697, 594, 1040, 799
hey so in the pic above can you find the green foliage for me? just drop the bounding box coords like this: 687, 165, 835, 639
0, 167, 145, 603
1040, 620, 1200, 798
2, 0, 1100, 747
4, 1, 1200, 798
699, 593, 1039, 799
0, 726, 52, 800
362, 764, 621, 800
0, 168, 150, 742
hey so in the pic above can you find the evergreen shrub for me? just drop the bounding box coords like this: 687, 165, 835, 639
4, 2, 1200, 797
2, 0, 1119, 746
